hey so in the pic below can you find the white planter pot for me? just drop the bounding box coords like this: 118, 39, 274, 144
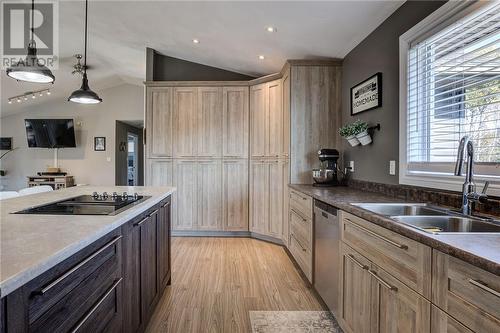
345, 135, 360, 147
356, 130, 372, 145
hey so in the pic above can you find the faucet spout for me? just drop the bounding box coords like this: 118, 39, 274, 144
454, 136, 469, 176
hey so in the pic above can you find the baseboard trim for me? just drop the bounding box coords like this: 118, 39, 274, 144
249, 232, 284, 245
171, 230, 251, 237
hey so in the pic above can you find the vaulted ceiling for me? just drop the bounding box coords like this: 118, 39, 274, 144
1, 0, 404, 115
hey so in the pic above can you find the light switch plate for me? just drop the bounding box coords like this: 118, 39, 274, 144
389, 160, 396, 175
349, 161, 355, 173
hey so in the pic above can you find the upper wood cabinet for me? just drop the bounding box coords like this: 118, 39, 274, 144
222, 159, 248, 231
223, 87, 249, 158
146, 87, 174, 158
196, 160, 223, 230
250, 80, 283, 158
198, 87, 223, 158
282, 68, 291, 157
173, 87, 198, 158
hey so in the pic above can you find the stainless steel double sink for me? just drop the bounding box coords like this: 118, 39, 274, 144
352, 203, 500, 234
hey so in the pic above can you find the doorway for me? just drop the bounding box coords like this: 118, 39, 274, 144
127, 133, 139, 186
115, 120, 144, 186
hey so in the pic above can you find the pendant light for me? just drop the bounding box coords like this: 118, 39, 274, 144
68, 0, 102, 104
6, 0, 55, 83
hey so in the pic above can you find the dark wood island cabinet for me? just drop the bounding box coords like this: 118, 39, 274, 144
2, 195, 171, 333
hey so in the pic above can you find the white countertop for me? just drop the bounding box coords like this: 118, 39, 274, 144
0, 186, 176, 298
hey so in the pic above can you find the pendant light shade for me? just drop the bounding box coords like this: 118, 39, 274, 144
68, 0, 102, 104
6, 0, 55, 83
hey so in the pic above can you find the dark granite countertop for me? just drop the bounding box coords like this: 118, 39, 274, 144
289, 184, 500, 276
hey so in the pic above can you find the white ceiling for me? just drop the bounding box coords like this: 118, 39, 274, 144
1, 0, 404, 116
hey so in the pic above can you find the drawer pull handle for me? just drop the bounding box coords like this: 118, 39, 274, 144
368, 270, 398, 292
134, 217, 149, 227
468, 279, 500, 298
346, 254, 369, 270
291, 208, 308, 222
70, 278, 123, 333
161, 202, 171, 208
37, 236, 122, 295
346, 218, 408, 250
149, 209, 159, 217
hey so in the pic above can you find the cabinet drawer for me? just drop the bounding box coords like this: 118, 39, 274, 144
27, 232, 122, 332
289, 233, 312, 282
433, 251, 500, 332
72, 278, 123, 333
431, 305, 473, 333
289, 189, 312, 219
289, 209, 312, 250
341, 212, 431, 298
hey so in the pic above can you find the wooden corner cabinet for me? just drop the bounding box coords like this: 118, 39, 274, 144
3, 196, 172, 333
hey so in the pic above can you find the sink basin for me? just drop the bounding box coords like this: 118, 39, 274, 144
352, 203, 447, 216
392, 216, 500, 234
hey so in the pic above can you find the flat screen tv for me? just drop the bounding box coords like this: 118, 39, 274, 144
25, 119, 76, 148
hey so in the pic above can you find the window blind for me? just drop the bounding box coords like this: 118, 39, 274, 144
406, 2, 500, 177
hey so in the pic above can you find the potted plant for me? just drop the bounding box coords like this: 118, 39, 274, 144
339, 123, 360, 147
352, 120, 372, 145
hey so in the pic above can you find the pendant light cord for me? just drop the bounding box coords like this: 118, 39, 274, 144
84, 0, 88, 74
30, 0, 35, 45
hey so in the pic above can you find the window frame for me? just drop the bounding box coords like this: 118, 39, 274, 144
399, 0, 500, 196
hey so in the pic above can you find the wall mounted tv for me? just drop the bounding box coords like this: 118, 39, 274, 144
25, 119, 77, 148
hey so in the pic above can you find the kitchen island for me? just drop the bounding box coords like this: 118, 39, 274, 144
0, 186, 175, 333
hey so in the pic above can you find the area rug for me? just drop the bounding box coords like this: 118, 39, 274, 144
249, 311, 342, 333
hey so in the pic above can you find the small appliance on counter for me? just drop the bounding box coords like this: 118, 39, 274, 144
312, 148, 341, 187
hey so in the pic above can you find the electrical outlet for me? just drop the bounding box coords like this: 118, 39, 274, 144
349, 161, 355, 173
106, 157, 111, 162
389, 160, 396, 175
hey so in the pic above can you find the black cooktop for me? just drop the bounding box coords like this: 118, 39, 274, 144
14, 193, 150, 216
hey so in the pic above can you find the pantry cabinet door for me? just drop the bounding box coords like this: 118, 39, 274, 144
197, 160, 223, 230
174, 160, 197, 230
370, 264, 431, 333
146, 159, 173, 186
198, 87, 222, 158
222, 159, 249, 231
268, 160, 284, 238
267, 80, 282, 158
282, 71, 291, 158
223, 87, 249, 158
249, 160, 269, 234
339, 243, 372, 333
250, 83, 267, 158
174, 87, 198, 158
146, 87, 173, 158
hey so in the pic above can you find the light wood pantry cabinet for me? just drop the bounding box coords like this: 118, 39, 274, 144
223, 87, 249, 158
146, 87, 173, 158
222, 159, 249, 231
198, 87, 223, 158
146, 159, 173, 186
197, 159, 223, 230
173, 87, 198, 158
250, 79, 283, 158
174, 159, 197, 230
249, 159, 286, 240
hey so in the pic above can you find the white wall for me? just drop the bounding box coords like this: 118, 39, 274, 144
0, 84, 143, 190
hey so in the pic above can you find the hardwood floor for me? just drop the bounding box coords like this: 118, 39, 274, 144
146, 237, 325, 333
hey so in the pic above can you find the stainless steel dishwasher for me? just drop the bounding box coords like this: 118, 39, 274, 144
314, 200, 340, 316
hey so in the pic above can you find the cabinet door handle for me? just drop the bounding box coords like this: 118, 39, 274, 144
290, 234, 307, 252
368, 270, 398, 292
346, 254, 369, 270
149, 209, 159, 217
345, 218, 408, 250
134, 217, 149, 227
36, 236, 122, 295
468, 279, 500, 298
70, 278, 122, 333
161, 202, 170, 208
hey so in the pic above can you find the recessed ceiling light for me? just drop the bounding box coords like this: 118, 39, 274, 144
266, 26, 276, 33
258, 55, 265, 60
192, 39, 200, 44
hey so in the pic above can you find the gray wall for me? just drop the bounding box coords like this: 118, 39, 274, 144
150, 49, 255, 81
341, 0, 445, 184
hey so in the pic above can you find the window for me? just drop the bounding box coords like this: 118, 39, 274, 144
399, 1, 500, 195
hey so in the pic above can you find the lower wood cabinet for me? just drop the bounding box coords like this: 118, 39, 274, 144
2, 196, 172, 333
250, 159, 287, 239
339, 243, 431, 333
222, 159, 249, 231
431, 306, 473, 333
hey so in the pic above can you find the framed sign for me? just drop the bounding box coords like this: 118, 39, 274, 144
94, 137, 106, 151
0, 137, 12, 150
350, 72, 382, 115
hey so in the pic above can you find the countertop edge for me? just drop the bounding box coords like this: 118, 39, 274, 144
289, 184, 500, 276
0, 189, 175, 298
